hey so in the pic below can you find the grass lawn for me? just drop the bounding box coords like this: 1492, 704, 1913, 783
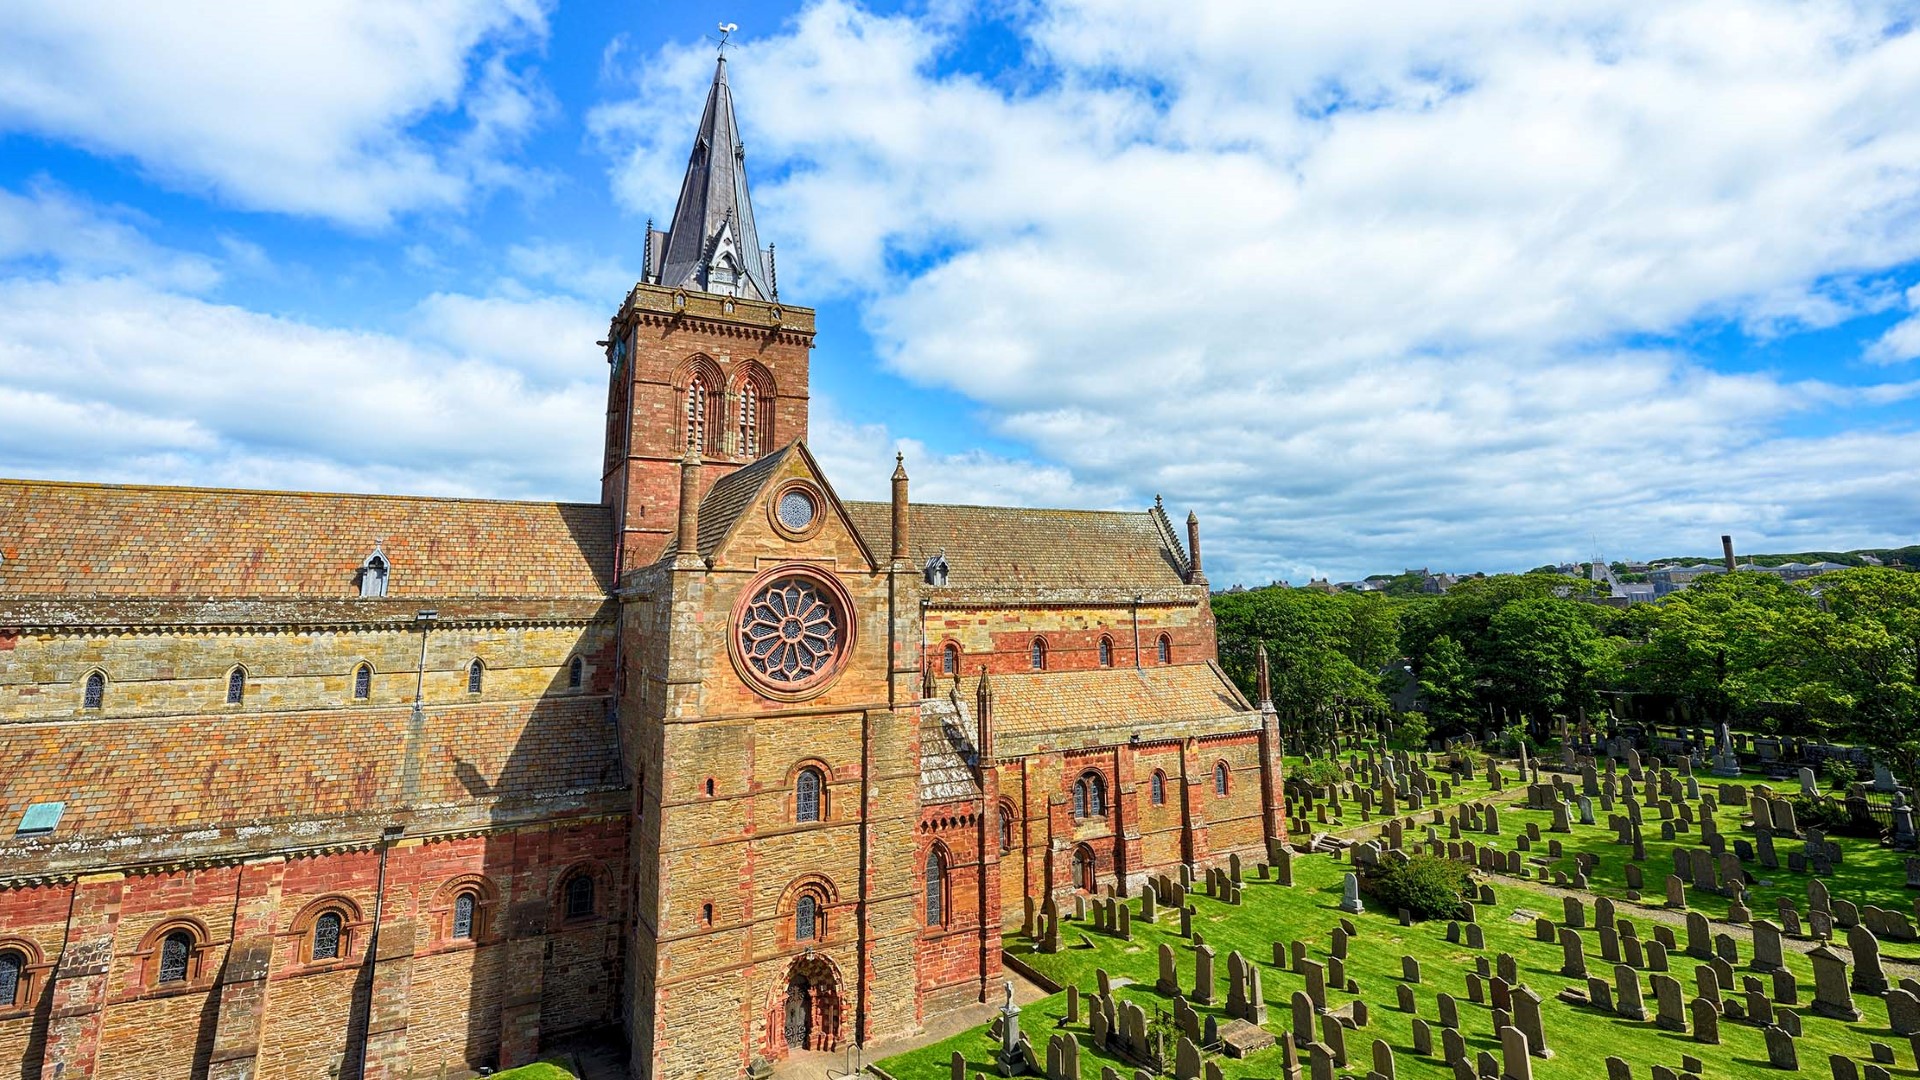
489, 1062, 578, 1080
1280, 754, 1517, 837
878, 851, 1913, 1079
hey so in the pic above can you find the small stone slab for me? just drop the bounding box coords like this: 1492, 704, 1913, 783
1219, 1019, 1276, 1058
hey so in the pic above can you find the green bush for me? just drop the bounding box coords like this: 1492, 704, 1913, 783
1361, 854, 1474, 920
1387, 712, 1431, 751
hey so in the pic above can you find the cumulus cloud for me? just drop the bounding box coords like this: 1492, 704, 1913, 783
1868, 284, 1920, 365
0, 0, 552, 227
594, 0, 1920, 582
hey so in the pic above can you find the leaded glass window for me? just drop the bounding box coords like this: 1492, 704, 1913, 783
83, 671, 105, 710
158, 931, 192, 983
568, 656, 584, 689
468, 660, 484, 694
353, 663, 372, 700
226, 667, 245, 704
941, 644, 958, 675
924, 850, 945, 926
796, 768, 822, 823
1157, 635, 1171, 664
1030, 638, 1046, 671
0, 950, 22, 1006
796, 895, 818, 941
312, 912, 342, 960
1151, 771, 1166, 805
1215, 762, 1230, 795
565, 874, 594, 919
1076, 772, 1105, 817
738, 577, 841, 688
452, 893, 475, 939
687, 374, 708, 453
1098, 637, 1113, 667
1072, 779, 1087, 818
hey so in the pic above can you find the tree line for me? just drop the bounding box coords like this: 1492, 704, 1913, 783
1212, 568, 1920, 777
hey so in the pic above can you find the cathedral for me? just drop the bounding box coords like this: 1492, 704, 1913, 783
0, 56, 1284, 1080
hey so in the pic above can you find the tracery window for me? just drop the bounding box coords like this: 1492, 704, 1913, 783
568, 656, 584, 690
1097, 636, 1113, 668
83, 671, 105, 710
1157, 634, 1172, 664
1151, 770, 1167, 805
158, 931, 193, 984
353, 663, 372, 700
312, 912, 343, 960
738, 577, 841, 689
1030, 638, 1047, 671
796, 767, 823, 823
739, 381, 759, 458
564, 873, 595, 920
1073, 772, 1106, 818
226, 666, 246, 704
452, 893, 476, 940
687, 373, 709, 454
924, 849, 947, 927
467, 659, 484, 695
941, 643, 959, 676
0, 949, 24, 1006
1214, 761, 1231, 796
796, 894, 820, 941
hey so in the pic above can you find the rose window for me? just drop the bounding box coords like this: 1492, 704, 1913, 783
739, 577, 841, 686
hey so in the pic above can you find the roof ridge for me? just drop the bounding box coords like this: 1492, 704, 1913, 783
843, 499, 1153, 519
0, 476, 603, 510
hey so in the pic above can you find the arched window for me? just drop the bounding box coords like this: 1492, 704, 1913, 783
1157, 634, 1172, 664
1214, 761, 1231, 796
226, 666, 246, 704
941, 643, 959, 676
924, 849, 947, 927
565, 873, 595, 920
83, 671, 105, 710
568, 656, 584, 690
452, 893, 476, 940
687, 372, 709, 454
739, 380, 759, 459
1073, 845, 1096, 892
1151, 770, 1166, 805
1098, 636, 1113, 668
796, 767, 823, 824
0, 949, 24, 1006
312, 912, 343, 960
158, 931, 193, 983
1073, 772, 1106, 818
353, 663, 372, 700
998, 803, 1015, 853
1030, 638, 1047, 671
467, 659, 484, 694
796, 894, 820, 941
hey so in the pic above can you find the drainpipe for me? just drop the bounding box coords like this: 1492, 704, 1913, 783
400, 610, 437, 806
1131, 595, 1142, 670
357, 821, 407, 1079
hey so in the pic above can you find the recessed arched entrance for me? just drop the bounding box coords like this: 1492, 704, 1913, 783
1073, 844, 1097, 893
771, 954, 841, 1057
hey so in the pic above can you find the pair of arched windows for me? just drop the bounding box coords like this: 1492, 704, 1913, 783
1072, 772, 1107, 818
685, 369, 773, 458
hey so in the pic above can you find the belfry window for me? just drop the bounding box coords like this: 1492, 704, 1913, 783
158, 931, 193, 984
226, 666, 246, 705
687, 374, 709, 454
739, 382, 759, 459
83, 671, 105, 710
796, 767, 823, 823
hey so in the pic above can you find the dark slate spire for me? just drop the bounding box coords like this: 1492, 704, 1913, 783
655, 56, 772, 300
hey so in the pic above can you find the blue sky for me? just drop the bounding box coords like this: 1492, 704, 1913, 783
3, 0, 1920, 586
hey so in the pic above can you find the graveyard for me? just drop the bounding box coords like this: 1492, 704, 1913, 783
877, 738, 1920, 1080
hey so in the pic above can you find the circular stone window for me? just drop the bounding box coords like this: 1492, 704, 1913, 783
735, 574, 849, 696
777, 489, 816, 531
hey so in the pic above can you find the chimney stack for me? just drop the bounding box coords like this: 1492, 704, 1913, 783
675, 448, 702, 567
1187, 510, 1205, 585
1721, 534, 1736, 573
891, 453, 910, 564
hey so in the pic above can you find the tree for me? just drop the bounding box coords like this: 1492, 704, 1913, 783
1416, 634, 1478, 731
1798, 569, 1920, 786
1213, 586, 1395, 751
1483, 597, 1619, 736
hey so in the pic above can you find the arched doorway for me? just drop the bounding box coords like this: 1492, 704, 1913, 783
772, 955, 841, 1057
1073, 844, 1097, 893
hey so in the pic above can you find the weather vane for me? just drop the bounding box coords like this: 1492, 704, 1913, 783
715, 21, 739, 56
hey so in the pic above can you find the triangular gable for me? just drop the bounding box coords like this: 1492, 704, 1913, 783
691, 440, 880, 573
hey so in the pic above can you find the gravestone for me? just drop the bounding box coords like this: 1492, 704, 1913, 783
1809, 944, 1861, 1021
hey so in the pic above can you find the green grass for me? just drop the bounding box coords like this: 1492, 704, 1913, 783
1281, 755, 1517, 837
878, 851, 1914, 1079
489, 1062, 578, 1080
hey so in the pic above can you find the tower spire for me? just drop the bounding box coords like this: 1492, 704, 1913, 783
656, 52, 772, 300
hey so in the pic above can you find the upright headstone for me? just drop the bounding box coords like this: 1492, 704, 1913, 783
1810, 944, 1861, 1021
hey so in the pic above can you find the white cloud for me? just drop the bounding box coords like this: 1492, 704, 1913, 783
1867, 284, 1920, 364
0, 0, 551, 227
595, 0, 1920, 582
0, 183, 221, 290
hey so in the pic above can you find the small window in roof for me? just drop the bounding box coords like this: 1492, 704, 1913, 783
923, 551, 949, 587
359, 545, 389, 598
17, 802, 64, 837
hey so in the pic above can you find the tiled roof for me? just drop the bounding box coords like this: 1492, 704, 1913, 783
0, 698, 623, 845
936, 663, 1256, 759
0, 597, 612, 629
919, 697, 979, 804
0, 479, 612, 597
672, 447, 792, 559
842, 501, 1188, 592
